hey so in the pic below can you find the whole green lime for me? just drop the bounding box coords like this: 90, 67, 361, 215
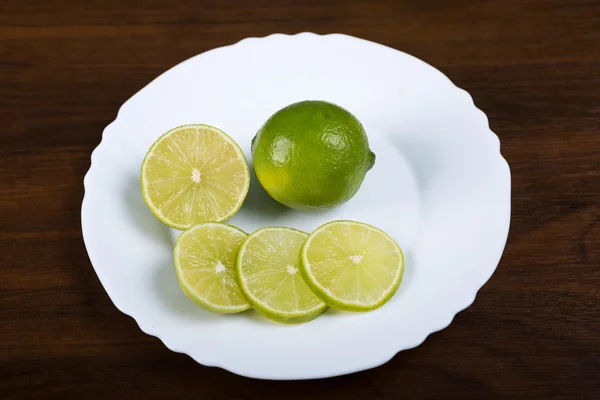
251, 101, 376, 211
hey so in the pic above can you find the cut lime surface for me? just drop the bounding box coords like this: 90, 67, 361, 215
300, 220, 404, 311
174, 223, 250, 313
141, 124, 250, 230
236, 227, 328, 324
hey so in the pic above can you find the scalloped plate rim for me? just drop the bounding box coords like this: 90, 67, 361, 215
81, 32, 511, 380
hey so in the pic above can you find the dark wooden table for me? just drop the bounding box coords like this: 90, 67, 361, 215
1, 0, 599, 398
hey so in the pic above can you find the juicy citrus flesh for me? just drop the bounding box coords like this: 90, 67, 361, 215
300, 220, 404, 311
251, 101, 375, 211
174, 223, 250, 313
141, 124, 250, 229
236, 227, 328, 323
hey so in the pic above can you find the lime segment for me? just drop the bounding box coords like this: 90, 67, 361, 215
174, 223, 250, 313
141, 124, 250, 229
300, 220, 404, 311
236, 227, 328, 323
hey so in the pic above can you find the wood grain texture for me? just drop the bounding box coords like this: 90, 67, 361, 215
1, 0, 599, 398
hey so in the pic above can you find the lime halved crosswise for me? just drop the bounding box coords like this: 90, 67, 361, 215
236, 227, 328, 323
174, 223, 250, 313
141, 124, 250, 230
300, 220, 404, 311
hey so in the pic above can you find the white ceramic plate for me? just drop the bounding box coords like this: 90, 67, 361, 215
82, 33, 511, 380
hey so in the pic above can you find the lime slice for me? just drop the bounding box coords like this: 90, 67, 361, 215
300, 220, 404, 311
141, 124, 250, 230
174, 223, 250, 313
236, 227, 328, 323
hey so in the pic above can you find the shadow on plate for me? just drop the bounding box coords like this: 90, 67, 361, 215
122, 176, 213, 321
235, 163, 291, 220
388, 135, 441, 195
246, 309, 283, 326
152, 261, 225, 322
124, 176, 173, 246
383, 248, 413, 306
